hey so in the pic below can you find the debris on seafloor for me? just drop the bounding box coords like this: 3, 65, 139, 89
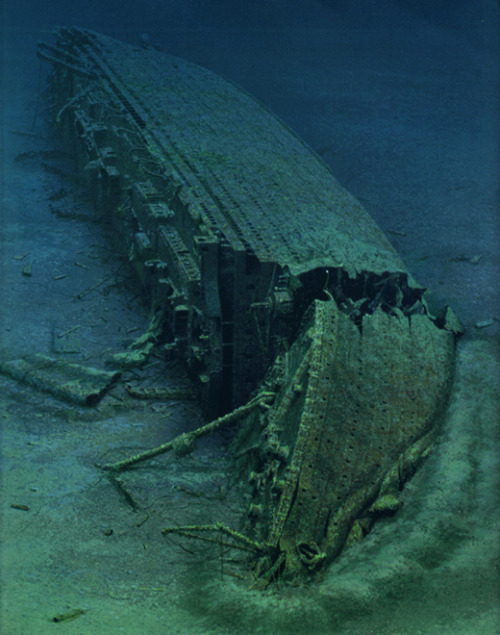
10, 504, 30, 511
52, 608, 86, 623
100, 391, 274, 472
124, 383, 193, 401
110, 310, 164, 369
450, 254, 482, 265
36, 27, 462, 586
108, 473, 140, 511
0, 353, 120, 406
474, 318, 496, 329
75, 272, 115, 299
51, 325, 82, 354
13, 252, 31, 261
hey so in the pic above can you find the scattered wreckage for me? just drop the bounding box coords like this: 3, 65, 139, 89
32, 27, 460, 585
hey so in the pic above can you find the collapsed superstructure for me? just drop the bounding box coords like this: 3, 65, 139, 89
38, 28, 459, 583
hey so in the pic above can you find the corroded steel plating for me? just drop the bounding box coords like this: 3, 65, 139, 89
38, 27, 459, 583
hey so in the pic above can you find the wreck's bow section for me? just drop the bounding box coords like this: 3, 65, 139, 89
234, 297, 456, 583
38, 27, 458, 580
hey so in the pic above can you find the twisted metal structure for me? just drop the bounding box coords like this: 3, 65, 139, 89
38, 28, 459, 583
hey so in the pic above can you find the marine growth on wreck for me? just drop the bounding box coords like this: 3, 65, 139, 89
36, 26, 461, 586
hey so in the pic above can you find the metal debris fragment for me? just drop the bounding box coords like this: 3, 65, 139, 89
52, 608, 85, 623
0, 353, 120, 406
474, 319, 495, 329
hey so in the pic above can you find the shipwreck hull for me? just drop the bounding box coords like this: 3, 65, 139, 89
38, 27, 458, 581
234, 298, 455, 582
